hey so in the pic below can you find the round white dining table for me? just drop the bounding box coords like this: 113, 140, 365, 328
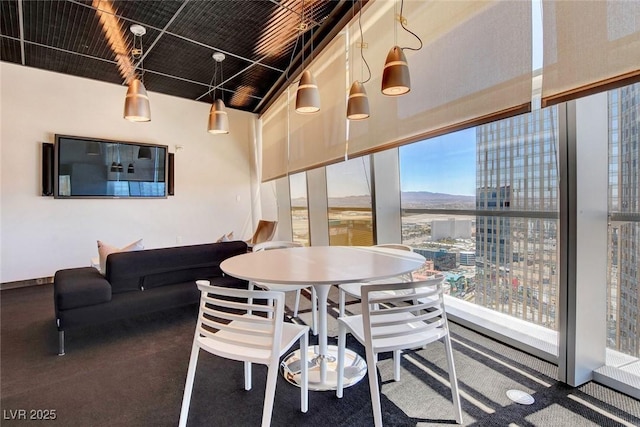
220, 245, 426, 390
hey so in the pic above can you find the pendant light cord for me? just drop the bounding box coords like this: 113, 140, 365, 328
357, 0, 371, 84
285, 0, 305, 82
399, 0, 422, 52
208, 60, 218, 101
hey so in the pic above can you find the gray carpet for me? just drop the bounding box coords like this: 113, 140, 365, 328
1, 284, 639, 426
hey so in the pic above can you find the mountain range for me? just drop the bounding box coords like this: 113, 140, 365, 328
291, 191, 475, 209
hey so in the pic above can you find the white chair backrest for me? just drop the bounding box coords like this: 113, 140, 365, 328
360, 274, 447, 353
195, 282, 285, 357
374, 243, 413, 252
253, 240, 302, 252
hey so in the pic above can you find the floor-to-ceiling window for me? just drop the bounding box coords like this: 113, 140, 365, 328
326, 155, 373, 246
399, 107, 560, 332
607, 82, 640, 360
289, 172, 310, 246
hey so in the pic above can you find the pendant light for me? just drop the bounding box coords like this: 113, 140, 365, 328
295, 0, 320, 114
207, 52, 229, 134
86, 141, 101, 155
381, 0, 422, 96
124, 24, 151, 122
138, 146, 152, 160
127, 146, 135, 173
347, 0, 371, 120
110, 144, 123, 172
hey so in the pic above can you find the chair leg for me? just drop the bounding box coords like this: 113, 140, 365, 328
244, 362, 252, 391
262, 362, 279, 427
443, 334, 463, 424
311, 287, 318, 336
300, 331, 309, 413
336, 322, 347, 398
179, 343, 201, 427
393, 349, 402, 381
366, 350, 383, 427
247, 282, 255, 315
58, 330, 65, 356
267, 298, 274, 319
293, 289, 301, 317
338, 288, 346, 317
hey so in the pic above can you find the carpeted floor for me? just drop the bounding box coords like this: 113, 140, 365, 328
1, 284, 639, 426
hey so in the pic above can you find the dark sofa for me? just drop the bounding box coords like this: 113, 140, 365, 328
53, 241, 248, 355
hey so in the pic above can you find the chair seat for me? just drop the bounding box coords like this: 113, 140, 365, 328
340, 282, 416, 299
198, 314, 309, 364
339, 311, 447, 354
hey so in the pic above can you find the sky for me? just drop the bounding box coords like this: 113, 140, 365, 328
290, 126, 477, 198
399, 127, 476, 196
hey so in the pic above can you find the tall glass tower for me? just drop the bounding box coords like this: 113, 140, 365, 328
608, 83, 640, 357
475, 108, 559, 329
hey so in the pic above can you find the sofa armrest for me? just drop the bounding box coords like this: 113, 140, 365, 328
54, 267, 112, 311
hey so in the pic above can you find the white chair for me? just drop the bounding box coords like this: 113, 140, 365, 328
179, 281, 309, 427
338, 243, 415, 317
336, 275, 463, 427
250, 241, 318, 335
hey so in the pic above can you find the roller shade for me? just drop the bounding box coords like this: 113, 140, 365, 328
287, 33, 348, 174
261, 88, 289, 182
347, 0, 532, 157
261, 0, 532, 181
542, 1, 640, 107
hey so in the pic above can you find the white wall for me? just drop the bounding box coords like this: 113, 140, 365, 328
0, 62, 257, 283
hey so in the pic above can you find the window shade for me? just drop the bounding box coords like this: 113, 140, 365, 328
542, 1, 640, 107
347, 0, 532, 158
261, 88, 289, 182
287, 33, 348, 174
261, 0, 532, 182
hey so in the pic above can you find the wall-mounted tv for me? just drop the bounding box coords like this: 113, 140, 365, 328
54, 134, 168, 198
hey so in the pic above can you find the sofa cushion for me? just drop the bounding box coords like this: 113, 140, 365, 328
106, 241, 248, 294
54, 267, 112, 311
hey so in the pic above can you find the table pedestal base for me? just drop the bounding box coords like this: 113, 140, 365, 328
281, 345, 367, 391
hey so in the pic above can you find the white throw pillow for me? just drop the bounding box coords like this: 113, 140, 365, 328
216, 231, 234, 243
97, 239, 144, 274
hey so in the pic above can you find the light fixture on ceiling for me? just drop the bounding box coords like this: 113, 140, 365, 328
86, 141, 101, 155
127, 146, 135, 173
381, 0, 423, 96
110, 144, 123, 172
138, 146, 152, 160
124, 24, 151, 122
347, 0, 371, 120
207, 52, 230, 134
295, 0, 320, 114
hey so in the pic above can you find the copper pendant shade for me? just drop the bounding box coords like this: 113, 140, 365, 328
124, 78, 151, 122
347, 81, 370, 120
296, 70, 321, 114
381, 46, 410, 96
208, 99, 229, 134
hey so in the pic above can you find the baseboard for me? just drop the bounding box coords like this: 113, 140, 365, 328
1, 277, 53, 291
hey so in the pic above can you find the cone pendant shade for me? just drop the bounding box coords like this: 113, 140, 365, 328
381, 46, 410, 96
347, 81, 370, 120
208, 99, 229, 134
124, 78, 151, 122
296, 70, 320, 113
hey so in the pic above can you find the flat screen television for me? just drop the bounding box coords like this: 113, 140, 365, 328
54, 134, 168, 198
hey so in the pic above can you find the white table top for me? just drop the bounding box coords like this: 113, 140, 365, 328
220, 246, 425, 285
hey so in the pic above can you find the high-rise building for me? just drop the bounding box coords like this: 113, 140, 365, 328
475, 108, 559, 328
608, 83, 640, 357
